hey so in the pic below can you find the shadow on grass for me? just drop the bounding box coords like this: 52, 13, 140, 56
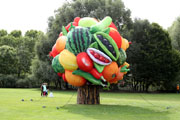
62, 104, 169, 120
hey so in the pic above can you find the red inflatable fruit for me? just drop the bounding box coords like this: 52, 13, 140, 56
57, 73, 62, 77
62, 73, 67, 82
109, 22, 118, 30
109, 27, 122, 49
59, 32, 63, 37
65, 22, 78, 32
49, 44, 59, 58
74, 17, 81, 23
77, 52, 93, 72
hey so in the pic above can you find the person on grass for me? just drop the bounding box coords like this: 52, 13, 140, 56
41, 83, 48, 96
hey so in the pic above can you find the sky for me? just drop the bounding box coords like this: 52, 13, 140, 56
0, 0, 180, 34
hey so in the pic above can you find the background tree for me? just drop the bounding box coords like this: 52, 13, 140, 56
0, 45, 17, 74
47, 0, 132, 44
10, 30, 22, 38
128, 19, 180, 92
0, 30, 42, 87
168, 16, 180, 51
0, 29, 8, 37
168, 17, 180, 89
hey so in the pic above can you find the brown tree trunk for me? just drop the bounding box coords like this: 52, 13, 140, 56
77, 85, 100, 104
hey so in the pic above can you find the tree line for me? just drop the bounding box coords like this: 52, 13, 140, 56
1, 0, 180, 92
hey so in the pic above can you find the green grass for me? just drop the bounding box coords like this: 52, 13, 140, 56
0, 89, 180, 120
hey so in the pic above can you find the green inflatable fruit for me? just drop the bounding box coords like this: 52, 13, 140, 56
90, 16, 112, 34
117, 48, 127, 66
52, 54, 65, 73
66, 27, 92, 55
94, 32, 119, 61
78, 17, 98, 27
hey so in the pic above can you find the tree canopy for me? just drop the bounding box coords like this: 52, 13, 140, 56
128, 19, 180, 91
168, 16, 180, 51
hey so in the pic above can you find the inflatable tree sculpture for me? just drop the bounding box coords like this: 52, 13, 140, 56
50, 16, 130, 104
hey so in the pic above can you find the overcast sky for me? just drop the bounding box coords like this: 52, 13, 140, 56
0, 0, 180, 34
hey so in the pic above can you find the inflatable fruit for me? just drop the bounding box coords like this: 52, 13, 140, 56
65, 22, 78, 32
87, 48, 112, 66
102, 62, 119, 82
121, 38, 129, 51
77, 52, 94, 72
59, 49, 78, 70
52, 54, 65, 73
109, 22, 118, 30
49, 44, 59, 58
117, 48, 127, 66
55, 36, 67, 52
109, 70, 124, 84
74, 17, 81, 23
90, 16, 112, 33
109, 27, 122, 49
65, 70, 86, 87
94, 32, 119, 61
66, 27, 92, 55
78, 17, 98, 27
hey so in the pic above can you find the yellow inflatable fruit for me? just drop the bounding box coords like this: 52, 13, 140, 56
121, 38, 129, 51
55, 36, 67, 52
59, 49, 78, 70
65, 70, 86, 87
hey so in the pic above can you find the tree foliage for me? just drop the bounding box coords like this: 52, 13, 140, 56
0, 45, 17, 74
168, 16, 180, 51
0, 29, 41, 79
10, 30, 22, 38
47, 0, 132, 45
0, 29, 8, 37
128, 19, 180, 91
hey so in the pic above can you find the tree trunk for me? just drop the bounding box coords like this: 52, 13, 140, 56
77, 85, 100, 104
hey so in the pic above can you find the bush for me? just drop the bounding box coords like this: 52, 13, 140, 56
0, 74, 18, 88
16, 79, 30, 88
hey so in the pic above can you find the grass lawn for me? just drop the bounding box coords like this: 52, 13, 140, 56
0, 88, 179, 120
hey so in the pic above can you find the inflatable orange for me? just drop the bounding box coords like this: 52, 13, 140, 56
102, 62, 119, 82
55, 36, 67, 52
109, 67, 124, 83
65, 70, 86, 87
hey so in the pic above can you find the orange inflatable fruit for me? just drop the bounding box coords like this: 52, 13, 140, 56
65, 70, 86, 87
102, 62, 119, 82
109, 67, 124, 83
55, 36, 67, 52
